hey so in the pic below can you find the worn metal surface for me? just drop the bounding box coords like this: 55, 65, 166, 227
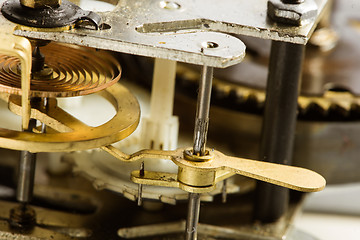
133, 0, 328, 44
4, 0, 328, 68
267, 0, 318, 26
0, 1, 247, 68
2, 0, 100, 28
20, 0, 60, 8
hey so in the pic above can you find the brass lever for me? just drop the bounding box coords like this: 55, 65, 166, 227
102, 146, 326, 193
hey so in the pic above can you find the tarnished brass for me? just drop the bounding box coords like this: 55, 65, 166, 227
0, 29, 32, 130
0, 42, 121, 98
15, 25, 72, 33
20, 0, 61, 8
177, 167, 215, 188
0, 83, 140, 152
104, 146, 326, 193
130, 171, 216, 193
183, 149, 212, 162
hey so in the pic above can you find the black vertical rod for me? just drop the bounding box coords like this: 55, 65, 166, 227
254, 41, 305, 222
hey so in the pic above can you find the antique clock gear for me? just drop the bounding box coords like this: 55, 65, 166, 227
0, 0, 352, 239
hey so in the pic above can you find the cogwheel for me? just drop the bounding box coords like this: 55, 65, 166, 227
175, 6, 360, 122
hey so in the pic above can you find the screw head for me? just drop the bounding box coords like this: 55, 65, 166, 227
268, 0, 318, 26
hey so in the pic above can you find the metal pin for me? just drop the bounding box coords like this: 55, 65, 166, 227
17, 119, 37, 204
137, 161, 145, 206
41, 98, 48, 133
222, 179, 227, 203
186, 66, 214, 240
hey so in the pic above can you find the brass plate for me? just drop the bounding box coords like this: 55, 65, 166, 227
0, 42, 121, 98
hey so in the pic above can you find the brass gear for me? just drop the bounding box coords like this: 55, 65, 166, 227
176, 63, 360, 121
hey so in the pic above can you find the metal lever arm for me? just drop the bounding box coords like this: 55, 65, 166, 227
103, 146, 326, 193
193, 150, 326, 192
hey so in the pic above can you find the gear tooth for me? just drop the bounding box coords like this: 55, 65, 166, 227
328, 103, 350, 120
316, 101, 331, 113
301, 102, 327, 120
228, 89, 244, 105
212, 83, 227, 106
298, 97, 310, 114
256, 91, 266, 106
350, 103, 360, 119
244, 93, 259, 112
338, 101, 352, 112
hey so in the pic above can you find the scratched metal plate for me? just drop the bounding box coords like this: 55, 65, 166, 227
135, 0, 328, 44
1, 0, 327, 68
0, 0, 246, 68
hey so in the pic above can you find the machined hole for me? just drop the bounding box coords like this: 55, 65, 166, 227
159, 1, 181, 10
201, 41, 219, 49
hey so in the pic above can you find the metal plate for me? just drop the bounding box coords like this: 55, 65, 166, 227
0, 0, 247, 68
9, 0, 328, 64
134, 0, 328, 44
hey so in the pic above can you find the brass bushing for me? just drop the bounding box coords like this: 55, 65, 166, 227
177, 149, 215, 187
178, 167, 215, 188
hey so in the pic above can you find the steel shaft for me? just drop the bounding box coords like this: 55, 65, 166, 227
185, 66, 214, 240
17, 119, 37, 203
192, 66, 213, 156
